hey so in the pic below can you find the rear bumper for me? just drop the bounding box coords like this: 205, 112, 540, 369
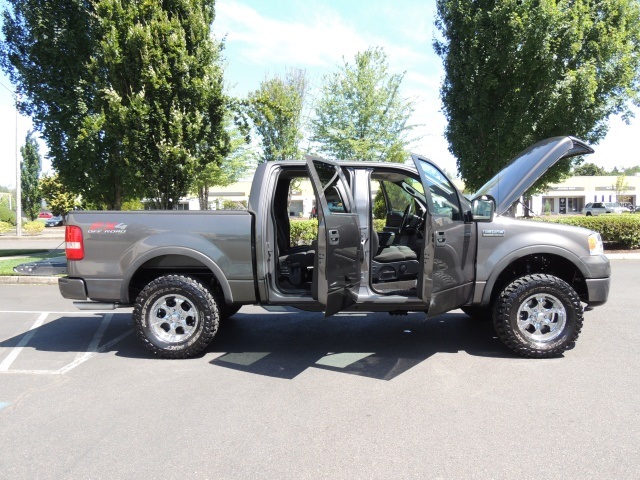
58, 277, 87, 300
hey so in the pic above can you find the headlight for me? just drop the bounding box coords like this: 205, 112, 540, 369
588, 232, 604, 256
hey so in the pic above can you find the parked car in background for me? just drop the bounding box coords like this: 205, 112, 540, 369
38, 212, 53, 219
634, 206, 640, 213
45, 215, 64, 227
582, 202, 626, 216
618, 202, 634, 212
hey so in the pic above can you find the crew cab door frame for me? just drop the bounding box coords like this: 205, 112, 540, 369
306, 156, 362, 317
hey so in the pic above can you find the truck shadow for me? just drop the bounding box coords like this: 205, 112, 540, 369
0, 310, 518, 379
208, 310, 515, 381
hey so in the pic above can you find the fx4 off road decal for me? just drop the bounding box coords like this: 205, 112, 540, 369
88, 222, 128, 234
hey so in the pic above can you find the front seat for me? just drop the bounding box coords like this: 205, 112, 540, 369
370, 230, 419, 282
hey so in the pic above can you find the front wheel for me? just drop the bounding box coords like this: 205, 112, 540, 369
133, 275, 219, 358
493, 274, 583, 358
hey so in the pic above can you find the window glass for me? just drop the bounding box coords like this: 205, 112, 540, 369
416, 160, 461, 221
383, 181, 413, 213
312, 160, 349, 213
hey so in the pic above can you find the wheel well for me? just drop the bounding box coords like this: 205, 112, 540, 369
490, 254, 588, 305
127, 255, 226, 304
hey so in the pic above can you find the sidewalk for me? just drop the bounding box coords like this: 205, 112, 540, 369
0, 229, 65, 251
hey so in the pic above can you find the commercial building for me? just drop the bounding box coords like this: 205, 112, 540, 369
530, 174, 639, 215
175, 169, 639, 217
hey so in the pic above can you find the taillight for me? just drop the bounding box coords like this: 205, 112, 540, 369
65, 225, 84, 260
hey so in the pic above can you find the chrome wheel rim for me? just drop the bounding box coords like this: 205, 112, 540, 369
517, 293, 567, 343
149, 294, 199, 343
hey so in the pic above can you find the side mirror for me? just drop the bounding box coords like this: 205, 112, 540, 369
471, 195, 496, 222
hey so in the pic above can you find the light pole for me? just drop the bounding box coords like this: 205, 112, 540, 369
15, 94, 21, 237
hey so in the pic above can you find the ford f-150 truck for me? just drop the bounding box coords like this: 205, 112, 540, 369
59, 136, 610, 359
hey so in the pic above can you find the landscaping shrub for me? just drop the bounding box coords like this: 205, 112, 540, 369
0, 221, 12, 234
539, 215, 640, 249
289, 218, 389, 246
0, 204, 15, 225
290, 219, 318, 246
22, 221, 45, 236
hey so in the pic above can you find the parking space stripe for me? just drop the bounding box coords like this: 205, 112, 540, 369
0, 312, 49, 371
58, 328, 132, 374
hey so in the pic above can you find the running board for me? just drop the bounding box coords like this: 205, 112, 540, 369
73, 301, 117, 310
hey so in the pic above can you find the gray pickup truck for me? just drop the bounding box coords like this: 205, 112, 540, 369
59, 136, 610, 359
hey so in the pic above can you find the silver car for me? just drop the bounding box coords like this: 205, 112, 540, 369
582, 202, 626, 215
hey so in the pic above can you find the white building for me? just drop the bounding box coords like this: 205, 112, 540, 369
530, 174, 639, 215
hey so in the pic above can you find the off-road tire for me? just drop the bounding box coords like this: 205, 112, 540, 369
493, 274, 583, 358
133, 275, 219, 358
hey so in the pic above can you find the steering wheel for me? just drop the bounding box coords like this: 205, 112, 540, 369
399, 203, 414, 233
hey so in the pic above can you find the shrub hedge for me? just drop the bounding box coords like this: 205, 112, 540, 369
290, 216, 640, 249
0, 221, 12, 234
22, 221, 45, 236
289, 218, 388, 246
539, 214, 640, 249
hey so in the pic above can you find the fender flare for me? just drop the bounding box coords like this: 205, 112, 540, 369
120, 246, 233, 305
480, 245, 588, 305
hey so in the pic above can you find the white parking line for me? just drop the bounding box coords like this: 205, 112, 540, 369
0, 311, 133, 375
0, 312, 49, 371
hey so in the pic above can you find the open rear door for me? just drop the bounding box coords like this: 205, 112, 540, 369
306, 156, 362, 317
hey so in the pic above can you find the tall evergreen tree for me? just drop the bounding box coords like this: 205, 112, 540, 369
311, 47, 417, 163
20, 131, 41, 220
435, 0, 640, 192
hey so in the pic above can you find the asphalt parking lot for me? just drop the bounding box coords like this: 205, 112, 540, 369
1, 260, 639, 479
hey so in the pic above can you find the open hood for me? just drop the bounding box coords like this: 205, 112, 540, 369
473, 136, 594, 215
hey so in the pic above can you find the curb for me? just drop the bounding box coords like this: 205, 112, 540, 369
0, 276, 60, 285
605, 253, 640, 260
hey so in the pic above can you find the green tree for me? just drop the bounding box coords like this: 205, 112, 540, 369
622, 165, 640, 175
192, 115, 256, 210
20, 131, 41, 220
435, 0, 640, 192
614, 175, 630, 196
247, 68, 308, 162
311, 47, 418, 163
93, 0, 229, 209
1, 0, 229, 210
39, 174, 78, 216
1, 1, 106, 202
573, 162, 607, 176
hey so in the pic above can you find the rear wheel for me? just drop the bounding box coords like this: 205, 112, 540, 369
493, 274, 583, 358
133, 275, 219, 358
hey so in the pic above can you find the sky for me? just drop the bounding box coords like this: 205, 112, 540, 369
1, 0, 639, 189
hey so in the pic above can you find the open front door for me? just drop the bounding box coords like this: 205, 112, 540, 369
306, 156, 362, 317
411, 154, 476, 317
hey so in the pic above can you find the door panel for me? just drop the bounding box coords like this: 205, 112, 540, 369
306, 156, 362, 317
411, 155, 476, 317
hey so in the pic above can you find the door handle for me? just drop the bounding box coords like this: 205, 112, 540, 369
329, 229, 340, 245
436, 231, 446, 246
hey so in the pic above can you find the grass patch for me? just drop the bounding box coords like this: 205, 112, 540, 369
0, 252, 63, 276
